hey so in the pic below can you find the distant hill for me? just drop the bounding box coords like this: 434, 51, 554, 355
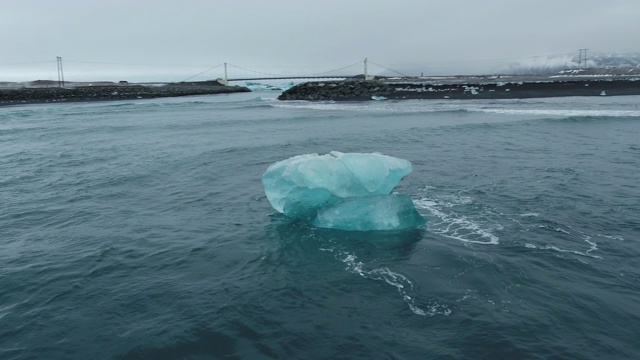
503, 52, 640, 75
591, 53, 640, 68
554, 68, 640, 76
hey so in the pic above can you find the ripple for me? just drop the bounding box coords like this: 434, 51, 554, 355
413, 196, 500, 245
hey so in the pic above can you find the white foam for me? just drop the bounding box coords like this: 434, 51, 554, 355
527, 224, 603, 259
537, 224, 571, 235
455, 289, 475, 302
598, 234, 624, 241
471, 108, 640, 117
542, 244, 603, 259
271, 101, 424, 113
519, 213, 540, 217
271, 99, 640, 119
413, 198, 499, 245
328, 250, 451, 317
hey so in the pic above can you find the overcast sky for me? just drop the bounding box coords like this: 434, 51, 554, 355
2, 0, 639, 81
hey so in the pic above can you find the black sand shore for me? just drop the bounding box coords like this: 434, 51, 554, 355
278, 75, 640, 101
0, 80, 250, 106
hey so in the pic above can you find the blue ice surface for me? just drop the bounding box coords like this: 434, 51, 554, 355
262, 152, 426, 231
313, 194, 427, 231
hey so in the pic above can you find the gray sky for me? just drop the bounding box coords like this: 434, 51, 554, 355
2, 0, 639, 81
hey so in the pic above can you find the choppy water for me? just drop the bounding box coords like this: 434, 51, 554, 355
1, 93, 639, 359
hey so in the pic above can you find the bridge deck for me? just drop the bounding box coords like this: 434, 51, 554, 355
228, 76, 352, 81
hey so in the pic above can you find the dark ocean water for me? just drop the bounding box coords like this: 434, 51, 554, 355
1, 92, 639, 359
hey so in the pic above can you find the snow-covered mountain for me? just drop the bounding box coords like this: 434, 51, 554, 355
503, 52, 640, 74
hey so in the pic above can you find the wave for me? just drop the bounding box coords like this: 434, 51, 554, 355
413, 195, 500, 245
522, 223, 604, 260
0, 108, 41, 119
268, 96, 640, 120
413, 191, 611, 262
270, 100, 476, 115
0, 126, 48, 136
321, 248, 451, 316
472, 108, 640, 117
415, 186, 613, 259
226, 103, 274, 110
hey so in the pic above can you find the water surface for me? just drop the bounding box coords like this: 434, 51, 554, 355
1, 93, 639, 359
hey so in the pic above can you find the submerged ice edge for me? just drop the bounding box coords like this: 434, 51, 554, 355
322, 249, 451, 317
413, 198, 500, 245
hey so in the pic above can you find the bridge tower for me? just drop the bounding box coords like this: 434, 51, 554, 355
219, 63, 229, 86
364, 58, 374, 81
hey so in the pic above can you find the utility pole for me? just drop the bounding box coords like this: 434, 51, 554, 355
56, 56, 65, 88
583, 49, 588, 69
578, 49, 588, 70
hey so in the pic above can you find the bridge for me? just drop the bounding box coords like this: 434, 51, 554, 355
0, 57, 408, 85
227, 76, 353, 82
181, 59, 408, 85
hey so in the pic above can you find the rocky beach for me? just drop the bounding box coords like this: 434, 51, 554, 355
0, 80, 250, 106
278, 70, 640, 101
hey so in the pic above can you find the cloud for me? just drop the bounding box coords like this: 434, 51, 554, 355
2, 0, 639, 81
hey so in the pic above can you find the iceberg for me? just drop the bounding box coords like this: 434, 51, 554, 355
262, 152, 412, 218
313, 194, 426, 231
244, 81, 296, 91
262, 152, 426, 231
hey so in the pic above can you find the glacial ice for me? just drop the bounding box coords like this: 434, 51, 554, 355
313, 194, 427, 231
262, 151, 412, 217
262, 152, 426, 231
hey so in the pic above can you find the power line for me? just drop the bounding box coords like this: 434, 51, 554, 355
409, 52, 577, 66
0, 60, 55, 66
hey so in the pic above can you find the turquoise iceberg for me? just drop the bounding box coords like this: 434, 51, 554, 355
313, 194, 426, 231
262, 152, 426, 231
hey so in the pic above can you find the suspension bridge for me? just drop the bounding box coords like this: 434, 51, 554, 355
1, 50, 601, 84
181, 59, 408, 85
0, 57, 409, 87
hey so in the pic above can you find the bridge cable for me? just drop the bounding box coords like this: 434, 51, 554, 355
178, 63, 225, 82
368, 60, 410, 77
303, 60, 364, 76
227, 64, 287, 77
64, 60, 218, 68
228, 60, 364, 78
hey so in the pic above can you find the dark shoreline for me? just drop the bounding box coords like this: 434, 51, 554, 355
0, 81, 250, 107
278, 76, 640, 101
